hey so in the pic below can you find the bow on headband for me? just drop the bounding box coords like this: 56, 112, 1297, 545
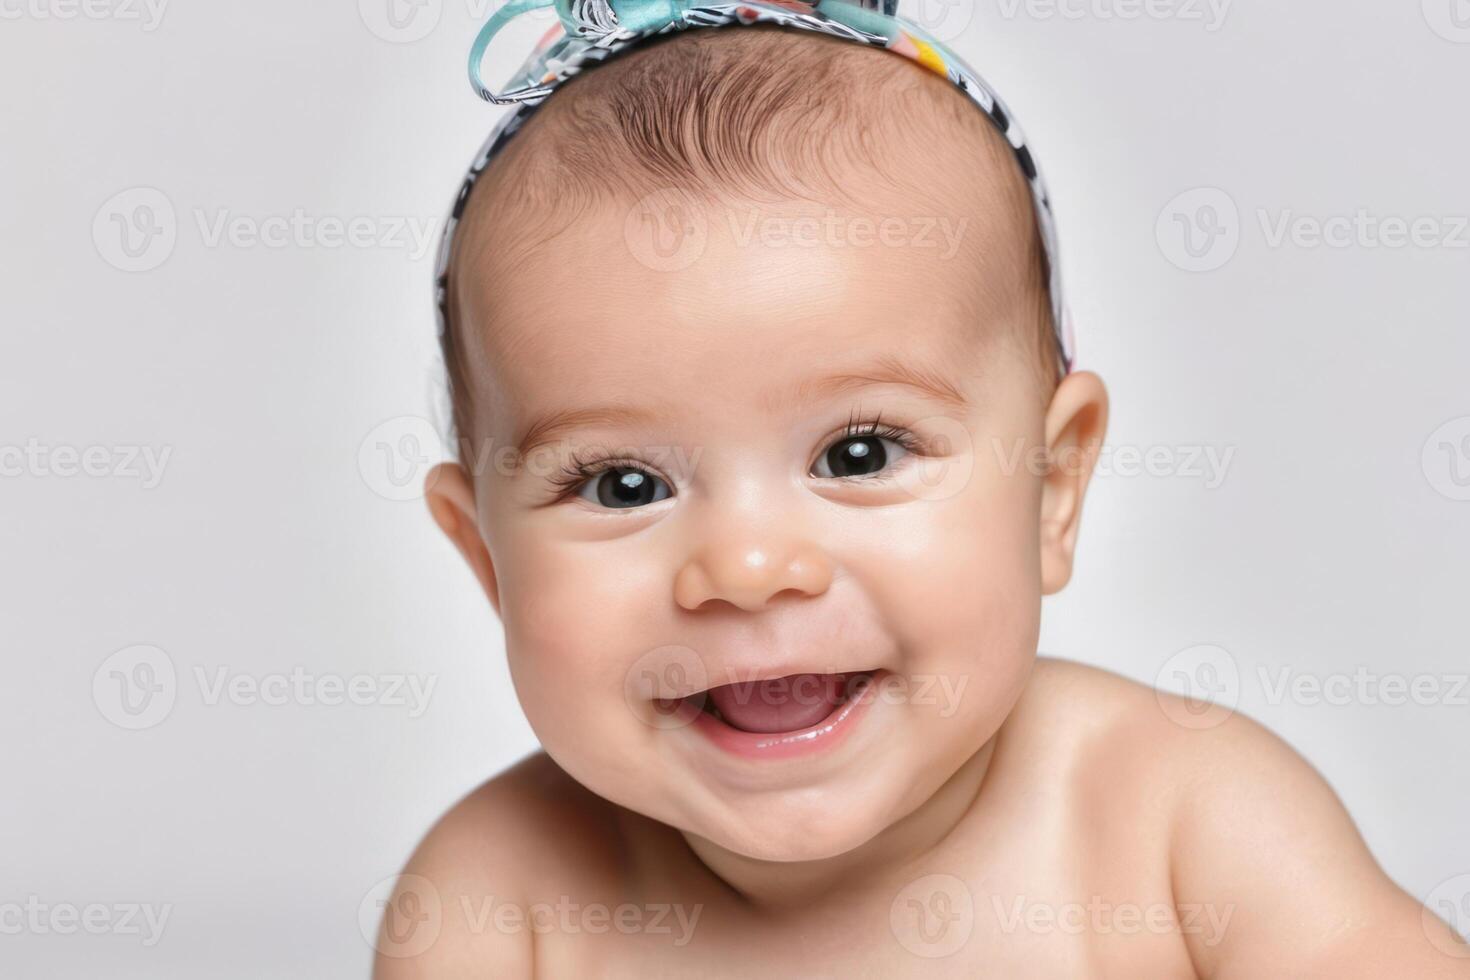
470, 0, 918, 104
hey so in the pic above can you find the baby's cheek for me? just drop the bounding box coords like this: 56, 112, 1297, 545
496, 536, 668, 729
862, 477, 1041, 714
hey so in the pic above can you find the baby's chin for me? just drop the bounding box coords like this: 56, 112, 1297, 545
597, 713, 994, 865
685, 798, 903, 865
670, 742, 977, 865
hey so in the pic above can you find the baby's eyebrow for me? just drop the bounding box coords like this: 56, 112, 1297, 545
513, 356, 971, 458
776, 355, 970, 416
514, 405, 673, 459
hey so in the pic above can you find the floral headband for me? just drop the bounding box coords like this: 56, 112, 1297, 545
434, 0, 1075, 372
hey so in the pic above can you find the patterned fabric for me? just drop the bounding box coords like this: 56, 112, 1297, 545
434, 0, 1075, 373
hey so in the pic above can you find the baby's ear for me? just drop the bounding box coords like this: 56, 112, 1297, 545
1038, 371, 1109, 594
426, 463, 502, 619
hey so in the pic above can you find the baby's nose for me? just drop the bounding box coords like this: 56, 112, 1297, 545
673, 534, 834, 613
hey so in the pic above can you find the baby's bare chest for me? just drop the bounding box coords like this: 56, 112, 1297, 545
529, 828, 1200, 979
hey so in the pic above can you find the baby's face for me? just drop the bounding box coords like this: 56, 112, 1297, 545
435, 180, 1103, 862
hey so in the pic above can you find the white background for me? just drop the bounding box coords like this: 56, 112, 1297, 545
2, 0, 1467, 975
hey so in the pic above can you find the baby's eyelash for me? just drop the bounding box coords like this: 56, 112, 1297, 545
543, 412, 928, 501
545, 450, 660, 497
835, 410, 927, 456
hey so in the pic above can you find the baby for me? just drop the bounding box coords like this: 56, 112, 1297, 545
376, 2, 1464, 976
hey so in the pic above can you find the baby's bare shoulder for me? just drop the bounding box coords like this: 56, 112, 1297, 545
409, 751, 630, 897
1010, 658, 1450, 977
999, 658, 1209, 829
1005, 656, 1210, 778
1009, 657, 1380, 846
373, 752, 627, 978
1010, 655, 1310, 784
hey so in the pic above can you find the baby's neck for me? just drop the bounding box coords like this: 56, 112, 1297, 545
679, 738, 999, 911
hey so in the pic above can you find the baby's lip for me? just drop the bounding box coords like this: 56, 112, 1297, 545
695, 662, 879, 694
650, 664, 882, 724
701, 670, 871, 734
647, 657, 882, 704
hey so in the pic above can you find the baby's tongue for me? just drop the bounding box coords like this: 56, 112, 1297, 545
706, 673, 846, 734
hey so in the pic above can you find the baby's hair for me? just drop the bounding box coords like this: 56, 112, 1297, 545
444, 25, 1055, 447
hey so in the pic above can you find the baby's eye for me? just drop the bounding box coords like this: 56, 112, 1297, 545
575, 466, 674, 509
811, 433, 910, 480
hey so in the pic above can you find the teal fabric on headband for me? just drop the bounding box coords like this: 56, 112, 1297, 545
436, 0, 1076, 373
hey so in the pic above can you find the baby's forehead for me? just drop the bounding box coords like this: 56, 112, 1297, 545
458, 190, 1014, 439
446, 25, 1047, 426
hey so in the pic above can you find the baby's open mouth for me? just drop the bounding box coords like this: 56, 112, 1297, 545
674, 670, 878, 734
